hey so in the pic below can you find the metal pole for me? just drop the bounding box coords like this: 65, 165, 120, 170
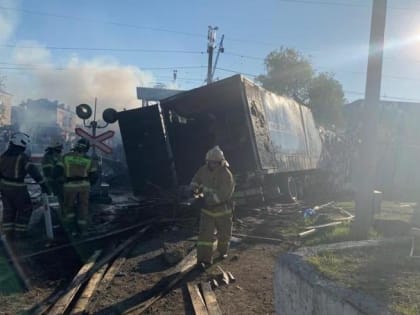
211, 34, 225, 81
207, 26, 217, 84
91, 98, 97, 158
352, 0, 387, 239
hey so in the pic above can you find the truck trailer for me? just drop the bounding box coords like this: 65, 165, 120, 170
118, 75, 322, 202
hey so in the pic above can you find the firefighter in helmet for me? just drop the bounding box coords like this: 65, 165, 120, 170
0, 132, 51, 240
190, 146, 235, 266
41, 137, 65, 208
59, 138, 98, 236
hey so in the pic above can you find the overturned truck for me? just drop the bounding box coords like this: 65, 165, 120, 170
118, 75, 322, 202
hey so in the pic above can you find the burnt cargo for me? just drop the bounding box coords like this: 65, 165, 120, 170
118, 75, 322, 198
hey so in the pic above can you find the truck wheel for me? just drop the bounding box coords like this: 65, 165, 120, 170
287, 176, 298, 201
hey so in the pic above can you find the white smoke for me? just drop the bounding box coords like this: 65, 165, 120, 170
0, 0, 19, 44
8, 42, 155, 112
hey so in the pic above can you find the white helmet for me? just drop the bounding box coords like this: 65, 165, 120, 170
10, 132, 31, 148
206, 146, 229, 166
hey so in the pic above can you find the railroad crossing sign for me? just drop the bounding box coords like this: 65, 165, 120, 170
75, 127, 114, 154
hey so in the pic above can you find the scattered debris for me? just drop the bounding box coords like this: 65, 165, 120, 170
216, 265, 229, 285
298, 201, 355, 238
162, 241, 188, 265
48, 250, 102, 315
211, 279, 219, 289
232, 233, 284, 243
187, 282, 209, 315
69, 258, 109, 315
201, 282, 222, 315
122, 249, 198, 314
298, 228, 316, 238
227, 271, 236, 283
30, 225, 152, 315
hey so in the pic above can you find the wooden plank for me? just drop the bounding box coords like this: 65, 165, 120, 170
227, 271, 235, 283
100, 244, 133, 288
85, 243, 135, 314
69, 262, 108, 315
48, 250, 102, 315
216, 265, 229, 285
232, 233, 284, 243
30, 225, 153, 315
200, 282, 222, 315
187, 283, 209, 315
306, 221, 344, 229
123, 249, 198, 314
298, 228, 316, 238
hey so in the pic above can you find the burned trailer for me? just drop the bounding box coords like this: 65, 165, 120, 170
118, 75, 322, 201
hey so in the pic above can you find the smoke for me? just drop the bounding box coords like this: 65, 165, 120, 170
8, 42, 155, 112
0, 0, 19, 44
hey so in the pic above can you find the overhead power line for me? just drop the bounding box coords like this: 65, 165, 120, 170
344, 90, 420, 102
0, 5, 205, 38
0, 62, 205, 71
1, 2, 420, 56
277, 0, 420, 12
0, 44, 205, 54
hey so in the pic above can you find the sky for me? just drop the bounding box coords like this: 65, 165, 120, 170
2, 0, 420, 110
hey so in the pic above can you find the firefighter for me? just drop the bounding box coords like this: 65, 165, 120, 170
41, 137, 64, 208
0, 133, 51, 240
60, 138, 98, 236
190, 146, 235, 266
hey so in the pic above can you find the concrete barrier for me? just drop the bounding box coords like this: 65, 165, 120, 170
274, 239, 408, 315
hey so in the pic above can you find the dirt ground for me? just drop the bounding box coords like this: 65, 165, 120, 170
87, 202, 301, 315
0, 200, 302, 315
89, 237, 289, 315
2, 199, 413, 315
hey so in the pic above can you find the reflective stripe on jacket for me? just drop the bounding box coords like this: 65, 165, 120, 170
0, 148, 44, 187
62, 151, 95, 179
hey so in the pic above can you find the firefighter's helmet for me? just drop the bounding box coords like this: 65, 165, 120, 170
205, 146, 229, 166
10, 133, 31, 148
49, 137, 63, 149
75, 138, 90, 152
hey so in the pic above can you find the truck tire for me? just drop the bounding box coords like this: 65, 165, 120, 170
287, 176, 298, 201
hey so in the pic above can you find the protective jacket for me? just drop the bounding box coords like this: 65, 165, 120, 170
61, 151, 98, 186
0, 144, 48, 235
42, 149, 64, 198
191, 164, 235, 264
59, 150, 98, 235
0, 145, 44, 187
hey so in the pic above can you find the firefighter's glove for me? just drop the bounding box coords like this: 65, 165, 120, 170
190, 183, 203, 198
40, 183, 52, 195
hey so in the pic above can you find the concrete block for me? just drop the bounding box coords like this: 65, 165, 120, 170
274, 239, 408, 315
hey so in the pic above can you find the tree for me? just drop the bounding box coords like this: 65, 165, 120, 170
257, 47, 313, 101
257, 48, 345, 127
308, 73, 345, 127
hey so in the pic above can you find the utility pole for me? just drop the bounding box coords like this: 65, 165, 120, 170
211, 34, 225, 82
173, 69, 178, 83
352, 0, 387, 239
207, 26, 218, 84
